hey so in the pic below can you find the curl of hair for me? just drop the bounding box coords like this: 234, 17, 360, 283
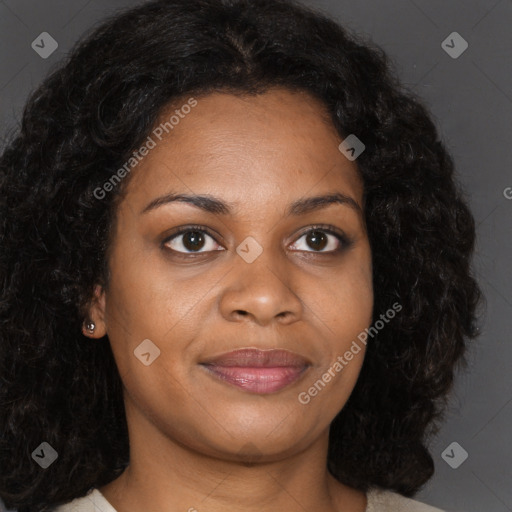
0, 0, 483, 510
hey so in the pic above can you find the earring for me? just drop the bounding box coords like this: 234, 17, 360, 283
85, 321, 96, 334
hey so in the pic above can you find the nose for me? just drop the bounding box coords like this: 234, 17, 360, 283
218, 246, 304, 327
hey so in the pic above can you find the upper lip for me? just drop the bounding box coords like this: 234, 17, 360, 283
200, 348, 311, 367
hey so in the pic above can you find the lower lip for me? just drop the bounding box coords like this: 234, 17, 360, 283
200, 365, 308, 394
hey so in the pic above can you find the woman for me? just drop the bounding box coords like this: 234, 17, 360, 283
0, 0, 483, 511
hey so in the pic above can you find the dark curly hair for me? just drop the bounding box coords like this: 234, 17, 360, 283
0, 0, 483, 510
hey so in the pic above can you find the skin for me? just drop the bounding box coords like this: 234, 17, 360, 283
85, 88, 373, 512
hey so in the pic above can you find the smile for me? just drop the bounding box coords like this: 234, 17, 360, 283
199, 348, 311, 394
201, 365, 309, 393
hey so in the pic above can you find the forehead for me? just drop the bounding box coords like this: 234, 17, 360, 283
123, 88, 364, 212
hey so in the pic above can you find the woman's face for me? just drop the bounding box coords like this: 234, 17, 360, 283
89, 88, 373, 461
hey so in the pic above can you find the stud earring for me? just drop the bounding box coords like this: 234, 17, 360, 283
85, 321, 96, 334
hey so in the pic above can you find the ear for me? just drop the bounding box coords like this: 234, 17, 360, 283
82, 284, 108, 339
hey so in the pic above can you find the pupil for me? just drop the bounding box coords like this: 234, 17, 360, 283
184, 231, 204, 251
308, 230, 327, 251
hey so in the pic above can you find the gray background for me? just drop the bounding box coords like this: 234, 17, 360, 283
1, 1, 511, 511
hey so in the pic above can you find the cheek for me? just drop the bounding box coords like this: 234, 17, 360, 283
104, 248, 181, 334
310, 258, 373, 338
103, 256, 210, 380
299, 268, 372, 415
338, 279, 373, 336
343, 247, 374, 323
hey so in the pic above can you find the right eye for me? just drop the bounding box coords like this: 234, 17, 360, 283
162, 226, 225, 255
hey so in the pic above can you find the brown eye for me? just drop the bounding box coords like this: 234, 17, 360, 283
305, 230, 328, 251
181, 231, 206, 251
290, 226, 352, 254
163, 227, 223, 254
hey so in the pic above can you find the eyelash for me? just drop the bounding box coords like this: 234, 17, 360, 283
161, 224, 353, 257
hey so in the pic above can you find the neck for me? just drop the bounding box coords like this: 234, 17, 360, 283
99, 398, 367, 512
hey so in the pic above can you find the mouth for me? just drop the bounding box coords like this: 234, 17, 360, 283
199, 348, 312, 394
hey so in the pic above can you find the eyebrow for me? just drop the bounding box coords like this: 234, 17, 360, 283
140, 191, 362, 217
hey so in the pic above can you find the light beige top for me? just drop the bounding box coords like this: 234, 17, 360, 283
53, 486, 446, 511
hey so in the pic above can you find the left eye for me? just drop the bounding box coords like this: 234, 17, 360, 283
290, 229, 344, 253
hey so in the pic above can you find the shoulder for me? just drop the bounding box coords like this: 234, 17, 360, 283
52, 485, 446, 512
366, 486, 446, 512
53, 489, 117, 512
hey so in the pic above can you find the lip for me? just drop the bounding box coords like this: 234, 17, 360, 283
201, 348, 311, 367
200, 348, 312, 394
